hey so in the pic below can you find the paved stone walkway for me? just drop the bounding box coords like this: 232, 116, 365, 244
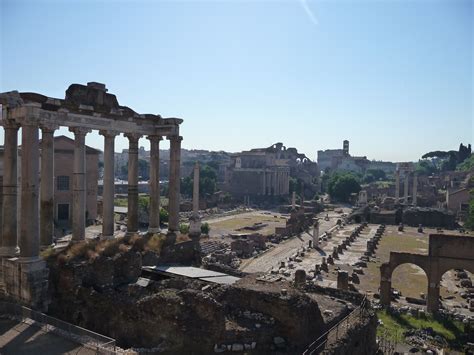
0, 319, 96, 355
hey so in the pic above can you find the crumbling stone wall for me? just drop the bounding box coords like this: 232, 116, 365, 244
321, 312, 378, 355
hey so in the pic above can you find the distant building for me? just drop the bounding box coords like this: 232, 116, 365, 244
318, 140, 395, 174
223, 143, 319, 200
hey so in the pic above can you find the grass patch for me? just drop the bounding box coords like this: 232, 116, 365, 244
377, 310, 466, 349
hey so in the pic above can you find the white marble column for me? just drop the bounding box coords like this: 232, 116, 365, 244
312, 220, 320, 248
395, 170, 400, 203
147, 134, 162, 233
168, 135, 182, 233
125, 133, 140, 235
412, 173, 418, 206
189, 162, 201, 237
0, 120, 20, 256
40, 124, 57, 247
100, 130, 118, 239
20, 121, 40, 259
404, 173, 409, 204
69, 127, 91, 242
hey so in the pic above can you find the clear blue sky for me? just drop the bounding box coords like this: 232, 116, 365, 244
1, 0, 472, 162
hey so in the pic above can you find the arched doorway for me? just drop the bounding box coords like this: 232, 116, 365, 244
391, 263, 428, 307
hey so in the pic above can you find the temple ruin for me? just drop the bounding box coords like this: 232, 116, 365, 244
0, 82, 183, 309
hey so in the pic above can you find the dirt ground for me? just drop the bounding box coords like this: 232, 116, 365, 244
205, 210, 287, 240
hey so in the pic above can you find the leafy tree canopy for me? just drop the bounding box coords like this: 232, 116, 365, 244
327, 172, 361, 202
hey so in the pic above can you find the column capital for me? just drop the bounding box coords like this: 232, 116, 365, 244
69, 126, 91, 136
39, 123, 59, 133
168, 135, 183, 142
1, 118, 20, 130
146, 134, 163, 142
125, 132, 141, 142
99, 129, 120, 138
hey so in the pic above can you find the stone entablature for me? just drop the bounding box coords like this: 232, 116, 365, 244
0, 82, 183, 310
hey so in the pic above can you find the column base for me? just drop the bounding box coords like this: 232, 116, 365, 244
148, 227, 161, 234
0, 246, 20, 257
101, 234, 115, 241
2, 257, 49, 311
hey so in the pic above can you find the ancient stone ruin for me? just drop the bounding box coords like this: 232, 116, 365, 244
380, 234, 474, 313
0, 82, 183, 309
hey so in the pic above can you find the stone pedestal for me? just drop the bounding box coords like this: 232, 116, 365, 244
2, 257, 49, 311
337, 270, 349, 290
380, 279, 391, 307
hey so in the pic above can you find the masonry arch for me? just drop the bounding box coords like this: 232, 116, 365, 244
391, 262, 429, 302
379, 252, 430, 309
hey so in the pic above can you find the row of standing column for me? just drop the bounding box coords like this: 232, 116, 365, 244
0, 121, 182, 260
394, 170, 418, 206
262, 170, 289, 196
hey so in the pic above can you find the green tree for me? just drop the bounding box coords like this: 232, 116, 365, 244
363, 169, 386, 183
464, 190, 474, 231
457, 154, 474, 171
201, 222, 210, 234
138, 159, 150, 180
327, 173, 361, 202
180, 163, 218, 198
415, 160, 438, 176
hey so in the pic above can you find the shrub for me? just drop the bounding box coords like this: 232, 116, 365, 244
179, 223, 190, 234
201, 222, 210, 234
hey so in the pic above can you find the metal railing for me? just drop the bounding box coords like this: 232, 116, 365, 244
302, 296, 371, 355
0, 301, 117, 354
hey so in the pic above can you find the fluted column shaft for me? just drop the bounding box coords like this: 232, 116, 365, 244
404, 173, 409, 204
70, 127, 90, 242
100, 131, 117, 238
168, 136, 182, 232
1, 121, 20, 256
193, 162, 199, 214
40, 125, 56, 247
147, 135, 162, 233
126, 133, 140, 234
412, 173, 418, 206
20, 122, 40, 259
395, 170, 400, 203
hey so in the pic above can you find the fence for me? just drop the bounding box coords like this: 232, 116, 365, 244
302, 296, 371, 355
0, 301, 117, 354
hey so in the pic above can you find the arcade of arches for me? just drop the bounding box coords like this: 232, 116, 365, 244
380, 234, 474, 313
